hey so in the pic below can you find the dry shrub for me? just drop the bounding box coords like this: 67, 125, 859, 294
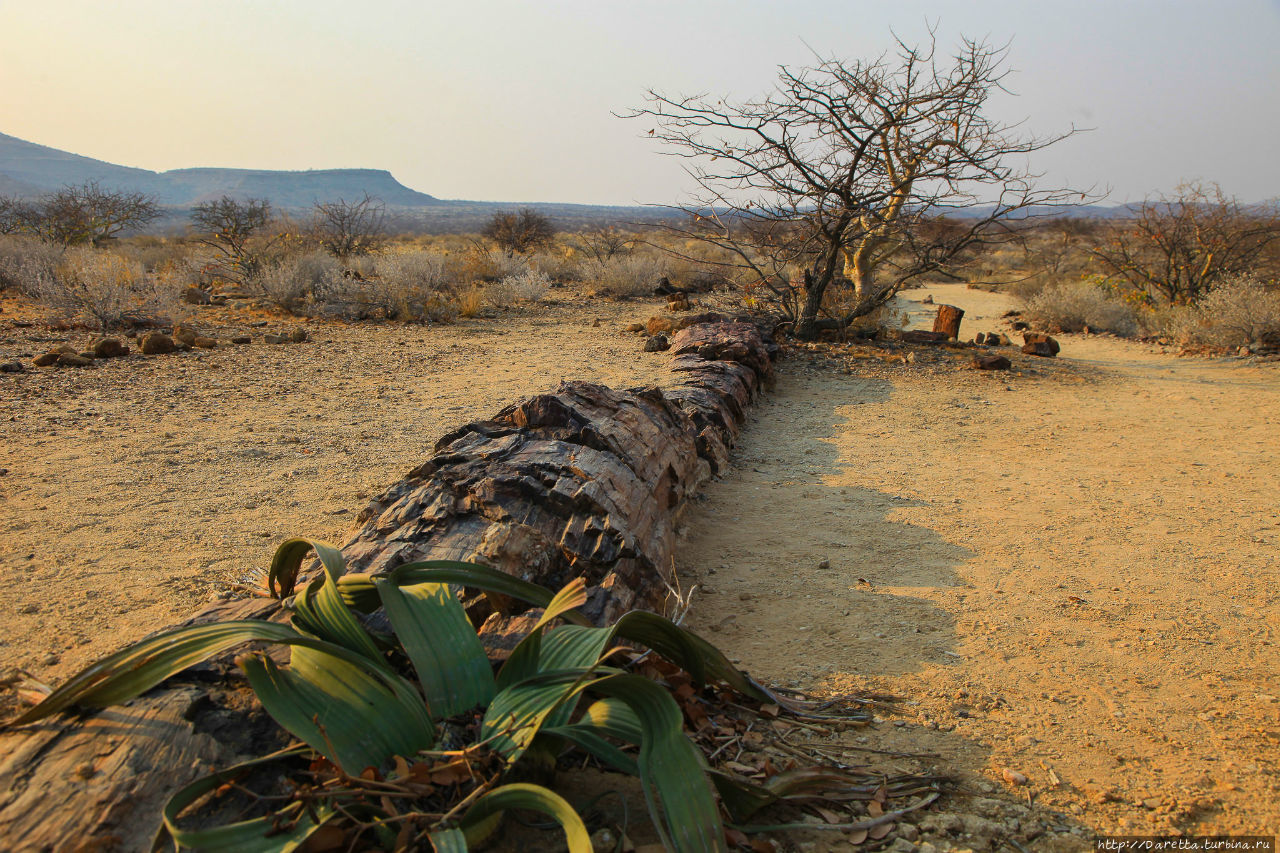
528, 249, 583, 283
452, 246, 526, 284
1142, 274, 1280, 347
1022, 278, 1138, 335
0, 235, 61, 295
487, 269, 551, 306
585, 254, 669, 298
34, 248, 183, 329
457, 287, 484, 318
255, 251, 343, 311
364, 251, 456, 320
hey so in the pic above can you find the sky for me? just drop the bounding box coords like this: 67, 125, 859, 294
2, 1, 1279, 206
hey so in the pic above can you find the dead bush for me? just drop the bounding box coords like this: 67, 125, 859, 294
1022, 278, 1139, 335
585, 254, 669, 298
33, 248, 182, 329
1144, 274, 1280, 347
254, 251, 343, 311
0, 235, 62, 295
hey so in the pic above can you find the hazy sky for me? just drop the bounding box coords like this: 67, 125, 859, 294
2, 1, 1279, 206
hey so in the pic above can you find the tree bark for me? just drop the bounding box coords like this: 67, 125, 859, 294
932, 304, 965, 339
0, 318, 776, 852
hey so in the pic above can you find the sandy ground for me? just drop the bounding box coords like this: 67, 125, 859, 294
679, 283, 1280, 841
2, 283, 1277, 845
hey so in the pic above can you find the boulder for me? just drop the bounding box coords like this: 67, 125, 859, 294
192, 337, 218, 349
1022, 333, 1060, 357
974, 354, 1012, 370
32, 352, 59, 367
0, 361, 25, 373
92, 338, 128, 359
140, 333, 176, 355
56, 353, 93, 368
181, 286, 212, 305
289, 328, 308, 343
172, 326, 198, 346
625, 323, 645, 334
643, 334, 670, 352
231, 336, 251, 345
263, 333, 288, 344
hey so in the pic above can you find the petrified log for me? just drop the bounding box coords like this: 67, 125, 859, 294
0, 320, 775, 851
932, 304, 965, 339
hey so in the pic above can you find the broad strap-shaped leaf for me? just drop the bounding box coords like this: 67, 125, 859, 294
481, 669, 607, 762
426, 828, 469, 853
458, 783, 592, 852
375, 569, 494, 719
338, 561, 592, 626
156, 746, 332, 852
495, 578, 588, 692
281, 540, 385, 664
12, 620, 302, 725
591, 675, 726, 853
269, 537, 346, 598
240, 643, 435, 775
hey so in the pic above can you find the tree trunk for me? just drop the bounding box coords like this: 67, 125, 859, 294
0, 318, 776, 852
932, 304, 965, 339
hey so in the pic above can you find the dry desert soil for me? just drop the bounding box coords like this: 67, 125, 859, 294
0, 282, 1276, 847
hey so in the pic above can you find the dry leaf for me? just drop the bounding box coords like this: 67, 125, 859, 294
869, 822, 895, 840
815, 806, 844, 824
847, 828, 869, 844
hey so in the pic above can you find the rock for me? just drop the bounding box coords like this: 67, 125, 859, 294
817, 558, 830, 570
901, 329, 949, 344
56, 353, 93, 368
625, 322, 645, 333
974, 332, 986, 344
92, 338, 129, 359
1021, 341, 1057, 358
77, 351, 96, 360
55, 344, 77, 355
974, 354, 1011, 370
140, 332, 176, 355
231, 336, 251, 345
1001, 768, 1029, 786
33, 352, 59, 367
1, 360, 25, 373
889, 839, 917, 853
1022, 332, 1060, 355
263, 333, 288, 344
922, 294, 934, 304
989, 332, 1012, 346
899, 824, 920, 842
643, 334, 670, 352
181, 286, 212, 305
289, 328, 308, 343
192, 337, 218, 349
172, 325, 198, 346
1238, 346, 1252, 357
646, 315, 675, 336
1011, 320, 1030, 331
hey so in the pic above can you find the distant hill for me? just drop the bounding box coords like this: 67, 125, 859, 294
0, 131, 440, 208
0, 131, 677, 232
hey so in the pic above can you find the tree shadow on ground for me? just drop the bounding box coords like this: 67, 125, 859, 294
677, 363, 1095, 851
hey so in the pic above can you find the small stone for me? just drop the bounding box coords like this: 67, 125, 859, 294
889, 838, 917, 853
42, 653, 59, 666
18, 604, 39, 614
33, 352, 59, 367
0, 360, 25, 373
643, 334, 670, 352
974, 354, 1011, 370
264, 333, 288, 344
182, 286, 212, 305
192, 336, 218, 349
172, 325, 198, 346
817, 558, 830, 569
74, 762, 95, 779
1001, 768, 1029, 786
92, 338, 128, 358
56, 353, 93, 367
626, 322, 646, 333
1021, 333, 1060, 357
974, 332, 986, 344
899, 824, 920, 842
231, 335, 251, 345
289, 328, 308, 343
140, 332, 176, 355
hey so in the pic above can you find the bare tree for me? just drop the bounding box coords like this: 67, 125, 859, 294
574, 226, 632, 263
0, 196, 35, 235
483, 208, 556, 255
311, 193, 386, 259
190, 196, 277, 283
23, 181, 160, 247
630, 32, 1090, 338
1092, 182, 1280, 304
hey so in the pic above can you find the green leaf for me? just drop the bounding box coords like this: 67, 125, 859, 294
495, 578, 589, 692
157, 746, 333, 852
481, 669, 605, 762
269, 537, 343, 599
426, 828, 469, 853
459, 783, 592, 853
338, 561, 591, 626
239, 644, 435, 775
281, 541, 385, 664
375, 569, 495, 719
13, 620, 302, 725
591, 675, 726, 853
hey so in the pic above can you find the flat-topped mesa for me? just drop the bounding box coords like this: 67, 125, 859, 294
338, 318, 774, 625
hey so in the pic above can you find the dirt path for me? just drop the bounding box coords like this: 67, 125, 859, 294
679, 283, 1280, 843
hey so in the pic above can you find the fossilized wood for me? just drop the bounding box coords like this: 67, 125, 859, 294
0, 320, 774, 852
932, 304, 965, 339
